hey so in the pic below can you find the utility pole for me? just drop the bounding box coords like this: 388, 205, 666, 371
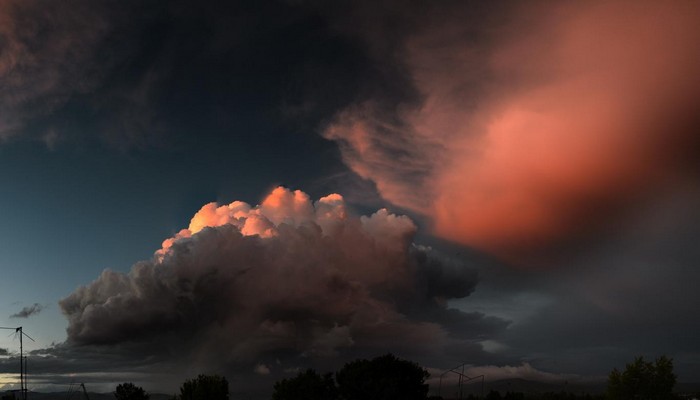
438, 362, 485, 399
79, 383, 90, 400
0, 326, 35, 400
67, 383, 90, 400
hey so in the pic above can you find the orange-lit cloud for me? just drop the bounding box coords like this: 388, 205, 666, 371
156, 187, 350, 258
62, 187, 491, 372
324, 1, 700, 264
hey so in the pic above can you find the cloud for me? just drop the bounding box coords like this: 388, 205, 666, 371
465, 363, 581, 383
426, 362, 594, 397
322, 1, 700, 264
0, 1, 176, 149
254, 364, 271, 376
10, 303, 44, 318
0, 0, 116, 142
59, 187, 499, 387
496, 188, 700, 379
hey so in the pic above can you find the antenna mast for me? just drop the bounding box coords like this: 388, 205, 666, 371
0, 326, 35, 400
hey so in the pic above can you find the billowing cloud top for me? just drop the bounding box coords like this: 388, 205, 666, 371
60, 187, 494, 374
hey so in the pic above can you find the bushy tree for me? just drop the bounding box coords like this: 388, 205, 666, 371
114, 382, 150, 400
179, 374, 229, 400
607, 356, 676, 400
272, 369, 338, 400
335, 353, 430, 400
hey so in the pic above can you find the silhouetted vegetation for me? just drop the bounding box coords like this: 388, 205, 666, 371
114, 382, 150, 400
607, 356, 676, 400
503, 392, 525, 400
485, 390, 528, 400
486, 389, 503, 400
428, 392, 604, 400
337, 353, 430, 400
536, 393, 602, 400
177, 374, 229, 400
272, 353, 430, 400
272, 369, 337, 400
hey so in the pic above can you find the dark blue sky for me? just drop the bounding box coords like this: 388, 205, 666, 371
1, 0, 699, 397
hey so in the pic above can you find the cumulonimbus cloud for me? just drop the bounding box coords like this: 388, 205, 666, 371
60, 187, 494, 372
323, 1, 700, 264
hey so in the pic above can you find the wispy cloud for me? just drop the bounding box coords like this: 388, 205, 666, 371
10, 303, 44, 318
10, 303, 43, 318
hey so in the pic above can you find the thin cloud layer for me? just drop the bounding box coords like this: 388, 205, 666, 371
10, 303, 44, 318
60, 187, 495, 377
323, 1, 700, 264
466, 363, 582, 384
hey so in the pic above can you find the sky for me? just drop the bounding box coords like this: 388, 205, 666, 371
0, 0, 699, 397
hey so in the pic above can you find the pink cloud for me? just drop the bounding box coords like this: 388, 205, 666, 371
324, 1, 700, 264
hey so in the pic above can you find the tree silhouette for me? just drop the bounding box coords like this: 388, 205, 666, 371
607, 356, 676, 400
272, 369, 338, 400
335, 353, 430, 400
114, 382, 150, 400
178, 374, 229, 400
485, 390, 502, 400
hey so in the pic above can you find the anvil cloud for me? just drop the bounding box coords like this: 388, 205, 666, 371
324, 1, 700, 263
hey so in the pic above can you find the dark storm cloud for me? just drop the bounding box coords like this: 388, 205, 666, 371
0, 0, 129, 142
0, 0, 376, 151
306, 0, 700, 381
3, 0, 694, 394
58, 188, 506, 395
0, 342, 179, 393
10, 303, 43, 318
496, 189, 700, 380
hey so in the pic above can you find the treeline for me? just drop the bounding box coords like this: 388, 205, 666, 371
113, 375, 229, 400
112, 354, 428, 400
432, 355, 682, 400
445, 391, 605, 400
437, 392, 605, 400
273, 353, 428, 400
109, 354, 685, 400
